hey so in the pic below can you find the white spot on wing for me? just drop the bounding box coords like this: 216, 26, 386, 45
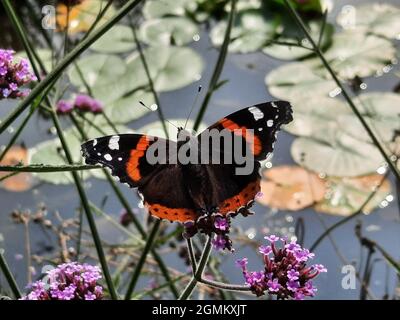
258, 128, 263, 131
108, 135, 120, 150
267, 120, 274, 127
93, 139, 97, 146
118, 157, 122, 161
104, 154, 112, 161
248, 107, 264, 121
97, 153, 101, 156
271, 102, 278, 108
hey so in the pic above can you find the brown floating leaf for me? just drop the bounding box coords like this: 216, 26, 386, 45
257, 165, 326, 211
57, 0, 115, 34
0, 146, 33, 192
314, 174, 391, 216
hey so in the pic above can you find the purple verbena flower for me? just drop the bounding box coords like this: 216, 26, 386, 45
235, 258, 248, 270
259, 245, 272, 256
56, 100, 74, 114
212, 234, 226, 251
214, 216, 228, 231
20, 262, 103, 300
236, 235, 327, 300
0, 49, 37, 99
264, 234, 280, 243
74, 94, 103, 114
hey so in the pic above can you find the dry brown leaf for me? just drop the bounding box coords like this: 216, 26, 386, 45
57, 0, 115, 34
256, 165, 326, 211
0, 146, 33, 192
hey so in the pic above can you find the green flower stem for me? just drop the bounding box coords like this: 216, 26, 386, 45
129, 20, 169, 138
125, 219, 162, 300
0, 251, 22, 299
69, 114, 179, 298
0, 0, 144, 136
193, 0, 236, 131
0, 164, 100, 172
283, 0, 400, 183
179, 236, 213, 300
310, 172, 389, 252
187, 238, 197, 274
49, 109, 118, 300
198, 277, 250, 292
132, 274, 187, 300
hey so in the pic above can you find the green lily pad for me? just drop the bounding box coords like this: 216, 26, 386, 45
104, 89, 155, 125
210, 9, 276, 53
284, 97, 352, 139
139, 17, 199, 46
337, 3, 400, 40
336, 93, 400, 143
265, 62, 337, 101
291, 134, 384, 177
143, 0, 196, 19
90, 25, 136, 53
307, 30, 396, 79
126, 46, 204, 92
29, 123, 130, 185
262, 21, 333, 61
314, 174, 392, 216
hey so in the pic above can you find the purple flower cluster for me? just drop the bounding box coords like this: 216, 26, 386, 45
20, 262, 103, 300
56, 94, 103, 115
183, 214, 233, 251
236, 235, 327, 300
0, 49, 37, 99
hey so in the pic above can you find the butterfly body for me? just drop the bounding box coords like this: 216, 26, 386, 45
81, 101, 293, 223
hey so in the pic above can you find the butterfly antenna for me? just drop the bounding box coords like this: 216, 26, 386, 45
139, 101, 179, 130
183, 85, 202, 130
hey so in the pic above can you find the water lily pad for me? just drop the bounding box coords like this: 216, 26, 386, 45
104, 89, 155, 125
29, 123, 130, 185
291, 134, 384, 177
210, 9, 276, 53
307, 30, 396, 79
91, 25, 136, 53
284, 97, 352, 140
0, 146, 33, 192
265, 62, 337, 101
143, 0, 196, 19
257, 165, 326, 211
57, 0, 116, 34
262, 21, 333, 61
139, 17, 199, 46
314, 174, 391, 216
126, 46, 204, 92
69, 53, 128, 104
337, 93, 400, 143
337, 3, 400, 40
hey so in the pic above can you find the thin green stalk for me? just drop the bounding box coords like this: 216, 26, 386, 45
179, 236, 213, 300
125, 220, 162, 300
130, 20, 168, 138
187, 238, 197, 274
0, 164, 99, 173
198, 278, 250, 292
0, 171, 19, 182
283, 0, 400, 182
0, 0, 144, 136
132, 274, 186, 300
82, 0, 115, 41
49, 110, 118, 300
193, 0, 236, 131
0, 251, 22, 299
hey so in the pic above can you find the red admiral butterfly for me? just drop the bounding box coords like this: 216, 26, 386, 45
81, 101, 293, 223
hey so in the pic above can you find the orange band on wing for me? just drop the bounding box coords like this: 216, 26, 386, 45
145, 202, 197, 222
219, 179, 260, 214
219, 118, 262, 156
126, 136, 150, 182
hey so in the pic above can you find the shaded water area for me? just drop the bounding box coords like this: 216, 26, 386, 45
0, 0, 399, 299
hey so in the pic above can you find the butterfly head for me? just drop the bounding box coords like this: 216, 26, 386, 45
177, 127, 194, 142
